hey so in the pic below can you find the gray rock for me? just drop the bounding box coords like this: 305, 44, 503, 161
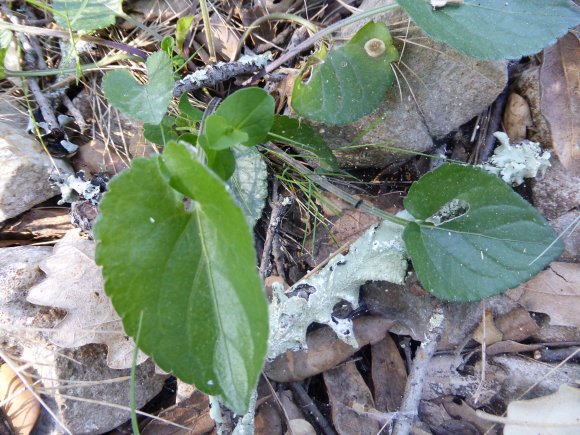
532, 159, 580, 220
0, 122, 73, 222
319, 2, 507, 168
0, 246, 167, 434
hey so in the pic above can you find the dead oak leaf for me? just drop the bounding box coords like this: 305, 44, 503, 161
26, 229, 147, 369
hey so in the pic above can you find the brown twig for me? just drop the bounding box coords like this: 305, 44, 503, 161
392, 305, 445, 435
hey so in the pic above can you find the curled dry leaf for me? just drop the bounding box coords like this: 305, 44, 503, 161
265, 316, 394, 383
0, 363, 40, 435
506, 262, 580, 329
26, 229, 147, 369
471, 310, 504, 345
540, 32, 580, 175
503, 93, 533, 143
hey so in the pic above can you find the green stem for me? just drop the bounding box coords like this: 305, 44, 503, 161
262, 143, 409, 227
235, 12, 319, 60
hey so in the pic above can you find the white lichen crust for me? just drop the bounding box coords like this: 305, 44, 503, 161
267, 220, 408, 359
481, 132, 551, 186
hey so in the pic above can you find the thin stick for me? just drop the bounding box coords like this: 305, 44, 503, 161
393, 306, 445, 435
289, 382, 338, 435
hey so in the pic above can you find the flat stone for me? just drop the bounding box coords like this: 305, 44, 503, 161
532, 159, 580, 220
319, 1, 507, 168
0, 122, 73, 222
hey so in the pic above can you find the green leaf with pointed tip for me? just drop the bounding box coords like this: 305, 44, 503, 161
199, 114, 250, 150
291, 21, 399, 126
94, 141, 268, 413
207, 87, 275, 147
403, 164, 563, 302
176, 16, 195, 54
178, 94, 203, 124
102, 51, 175, 125
396, 0, 580, 60
53, 0, 123, 32
269, 115, 340, 171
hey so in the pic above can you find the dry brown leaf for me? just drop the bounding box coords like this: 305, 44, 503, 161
286, 419, 316, 435
323, 361, 381, 435
141, 388, 214, 435
255, 399, 284, 435
540, 32, 580, 175
506, 262, 580, 329
0, 363, 40, 435
0, 208, 73, 241
265, 316, 394, 382
495, 307, 540, 342
371, 334, 407, 412
26, 229, 147, 369
486, 340, 543, 356
503, 93, 533, 143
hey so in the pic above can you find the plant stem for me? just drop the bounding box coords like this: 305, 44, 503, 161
245, 3, 400, 83
261, 143, 409, 227
235, 12, 319, 60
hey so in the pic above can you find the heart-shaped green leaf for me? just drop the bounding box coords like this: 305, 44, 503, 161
94, 141, 268, 413
200, 114, 250, 150
396, 0, 580, 60
53, 0, 123, 32
269, 115, 340, 171
209, 87, 275, 147
403, 164, 563, 302
143, 116, 178, 146
102, 51, 175, 125
291, 21, 399, 126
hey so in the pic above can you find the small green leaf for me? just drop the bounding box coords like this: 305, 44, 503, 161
161, 36, 175, 55
102, 51, 175, 124
205, 147, 236, 181
269, 115, 340, 171
144, 116, 178, 145
178, 94, 203, 123
200, 114, 249, 150
53, 0, 123, 32
176, 16, 194, 54
396, 0, 580, 60
291, 21, 399, 126
94, 141, 268, 413
0, 29, 11, 80
212, 87, 275, 147
402, 164, 563, 302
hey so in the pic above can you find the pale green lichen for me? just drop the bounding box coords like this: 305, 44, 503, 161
267, 220, 407, 359
481, 132, 551, 186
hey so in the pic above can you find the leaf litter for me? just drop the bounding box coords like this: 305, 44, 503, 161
1, 0, 579, 433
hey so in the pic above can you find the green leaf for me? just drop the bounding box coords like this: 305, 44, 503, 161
212, 87, 275, 147
0, 29, 11, 80
269, 115, 340, 171
143, 116, 178, 145
161, 36, 175, 55
200, 114, 249, 150
94, 141, 268, 413
402, 164, 563, 302
396, 0, 580, 60
53, 0, 123, 32
176, 16, 194, 54
291, 21, 399, 126
102, 51, 175, 124
178, 94, 203, 123
204, 147, 236, 181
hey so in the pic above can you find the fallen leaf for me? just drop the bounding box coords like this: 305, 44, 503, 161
26, 229, 147, 369
472, 311, 504, 345
503, 93, 533, 143
504, 384, 580, 435
506, 262, 580, 329
0, 362, 40, 435
255, 399, 284, 435
540, 32, 580, 175
265, 316, 394, 382
323, 361, 382, 434
495, 307, 540, 342
371, 334, 407, 412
